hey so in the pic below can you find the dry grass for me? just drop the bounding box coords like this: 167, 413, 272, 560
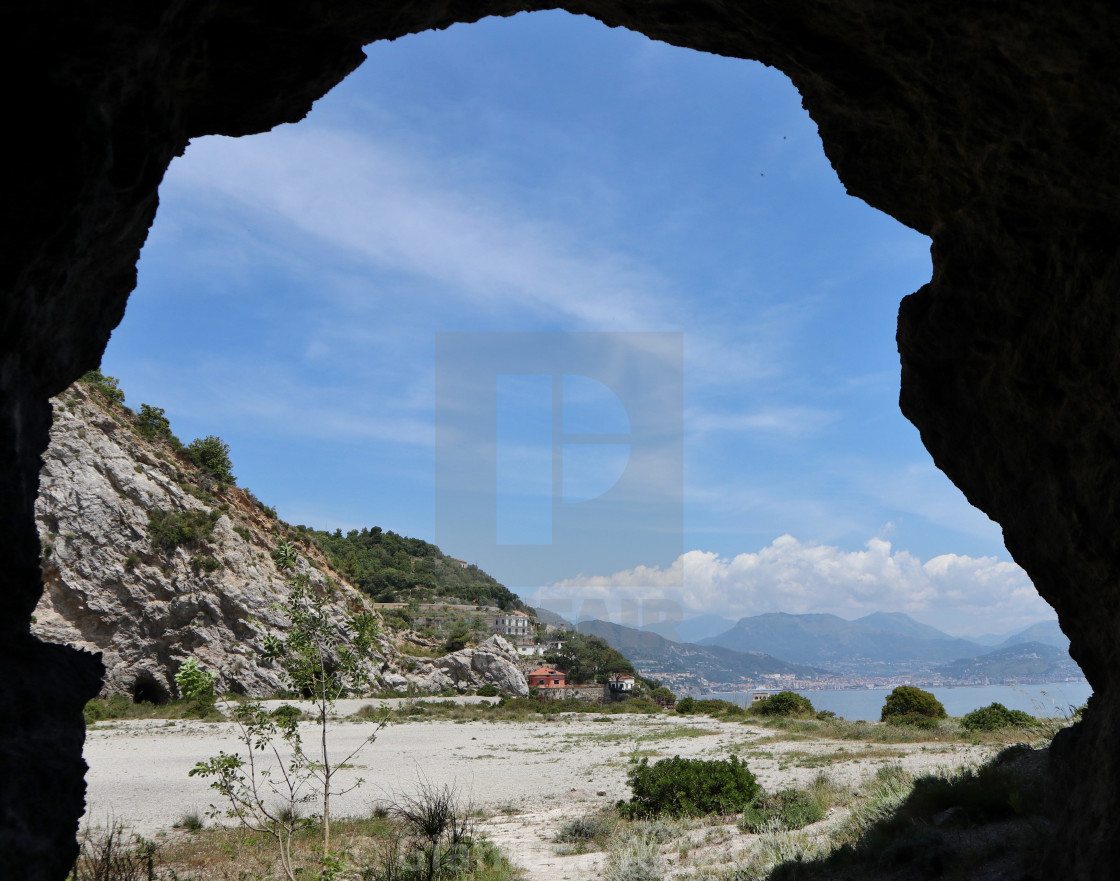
743, 713, 1064, 747
777, 746, 908, 768
157, 815, 395, 878
80, 811, 522, 881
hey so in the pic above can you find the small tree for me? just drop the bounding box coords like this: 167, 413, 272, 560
191, 557, 387, 879
187, 435, 235, 484
174, 658, 217, 712
136, 403, 179, 446
881, 685, 947, 725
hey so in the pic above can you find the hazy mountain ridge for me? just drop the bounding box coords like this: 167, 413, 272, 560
997, 620, 1069, 651
576, 618, 824, 687
640, 613, 739, 644
701, 611, 990, 667
935, 641, 1082, 681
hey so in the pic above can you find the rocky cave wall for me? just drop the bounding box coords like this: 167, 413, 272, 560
6, 1, 1120, 877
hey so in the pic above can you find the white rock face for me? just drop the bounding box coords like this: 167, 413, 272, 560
33, 384, 529, 702
410, 635, 529, 697
33, 385, 384, 699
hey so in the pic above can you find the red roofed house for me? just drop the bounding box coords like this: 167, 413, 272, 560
527, 667, 566, 689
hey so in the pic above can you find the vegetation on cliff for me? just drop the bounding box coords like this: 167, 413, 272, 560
76, 370, 528, 614
291, 524, 529, 612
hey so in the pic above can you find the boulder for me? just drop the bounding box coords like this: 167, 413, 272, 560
411, 635, 529, 697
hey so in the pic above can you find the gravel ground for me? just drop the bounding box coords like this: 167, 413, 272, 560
82, 705, 1000, 880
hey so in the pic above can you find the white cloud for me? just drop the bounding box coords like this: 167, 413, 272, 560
535, 535, 1053, 638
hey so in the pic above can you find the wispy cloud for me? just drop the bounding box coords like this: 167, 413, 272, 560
170, 127, 676, 329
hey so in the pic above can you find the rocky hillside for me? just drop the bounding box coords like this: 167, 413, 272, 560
33, 380, 527, 701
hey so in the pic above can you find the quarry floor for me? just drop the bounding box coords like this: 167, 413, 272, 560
82, 702, 1000, 880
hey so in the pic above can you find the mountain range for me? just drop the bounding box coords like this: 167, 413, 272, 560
575, 619, 823, 690
578, 610, 1083, 684
700, 611, 989, 669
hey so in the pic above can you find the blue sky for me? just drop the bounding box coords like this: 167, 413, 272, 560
100, 11, 1054, 637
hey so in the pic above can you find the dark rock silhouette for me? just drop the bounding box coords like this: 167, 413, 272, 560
7, 2, 1120, 877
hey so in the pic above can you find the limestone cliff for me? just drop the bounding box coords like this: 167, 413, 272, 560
33, 382, 526, 702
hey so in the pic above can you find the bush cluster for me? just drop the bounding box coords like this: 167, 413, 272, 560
881, 686, 947, 726
79, 369, 125, 406
83, 694, 133, 726
960, 702, 1034, 731
619, 755, 760, 818
739, 788, 826, 833
674, 696, 744, 717
189, 553, 222, 574
148, 508, 219, 551
186, 435, 235, 485
752, 691, 815, 718
475, 684, 499, 697
270, 704, 304, 723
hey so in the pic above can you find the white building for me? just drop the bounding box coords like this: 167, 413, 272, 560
490, 610, 534, 638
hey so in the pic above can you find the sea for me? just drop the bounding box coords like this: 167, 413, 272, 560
704, 682, 1092, 722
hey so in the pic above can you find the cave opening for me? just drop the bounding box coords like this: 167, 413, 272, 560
131, 673, 170, 706
10, 3, 1118, 878
94, 11, 1029, 642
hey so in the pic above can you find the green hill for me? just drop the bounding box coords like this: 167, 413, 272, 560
290, 524, 529, 612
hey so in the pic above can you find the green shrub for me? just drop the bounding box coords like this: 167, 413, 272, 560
271, 703, 304, 723
444, 625, 471, 653
752, 691, 815, 718
960, 702, 1034, 731
881, 686, 946, 724
83, 694, 133, 725
620, 754, 760, 818
739, 788, 825, 833
189, 554, 222, 574
186, 435, 235, 484
174, 658, 216, 709
674, 696, 743, 717
79, 369, 125, 406
147, 508, 219, 551
135, 403, 178, 445
476, 684, 499, 697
